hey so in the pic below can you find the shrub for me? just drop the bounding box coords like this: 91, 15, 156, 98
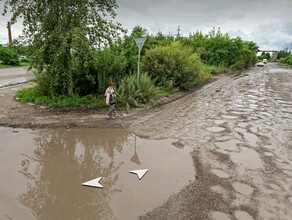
230, 60, 245, 71
230, 48, 256, 71
142, 42, 203, 90
116, 73, 158, 108
0, 45, 20, 65
280, 55, 292, 66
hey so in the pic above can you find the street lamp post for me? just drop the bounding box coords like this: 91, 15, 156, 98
134, 37, 147, 80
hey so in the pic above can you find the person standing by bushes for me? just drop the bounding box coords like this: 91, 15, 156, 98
105, 82, 116, 119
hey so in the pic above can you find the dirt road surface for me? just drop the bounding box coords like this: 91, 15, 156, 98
125, 63, 292, 220
0, 63, 291, 219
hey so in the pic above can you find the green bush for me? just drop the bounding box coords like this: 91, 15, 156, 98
0, 45, 20, 65
142, 42, 203, 90
230, 60, 245, 71
277, 51, 290, 59
280, 55, 292, 66
116, 73, 158, 108
230, 48, 256, 71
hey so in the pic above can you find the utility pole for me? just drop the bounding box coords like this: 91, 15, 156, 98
7, 22, 12, 44
177, 26, 181, 38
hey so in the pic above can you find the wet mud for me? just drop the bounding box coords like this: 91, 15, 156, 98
0, 64, 291, 219
126, 64, 292, 219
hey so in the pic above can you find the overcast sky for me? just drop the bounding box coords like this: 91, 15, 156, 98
1, 0, 292, 50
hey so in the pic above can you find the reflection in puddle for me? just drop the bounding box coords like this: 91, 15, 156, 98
234, 210, 254, 220
238, 122, 248, 128
214, 139, 241, 152
269, 183, 281, 191
264, 152, 274, 157
211, 169, 230, 178
209, 211, 231, 220
230, 147, 263, 170
232, 182, 254, 195
221, 115, 238, 119
0, 128, 194, 220
206, 127, 225, 132
214, 120, 226, 125
234, 128, 258, 147
282, 170, 292, 177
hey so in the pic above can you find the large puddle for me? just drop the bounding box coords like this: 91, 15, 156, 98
0, 127, 194, 220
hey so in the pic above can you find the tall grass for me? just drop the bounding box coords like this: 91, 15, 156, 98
116, 72, 158, 108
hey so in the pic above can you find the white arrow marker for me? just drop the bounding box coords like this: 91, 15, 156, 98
82, 177, 103, 188
129, 169, 149, 180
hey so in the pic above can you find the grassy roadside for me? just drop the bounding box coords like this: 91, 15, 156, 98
15, 85, 179, 109
0, 62, 30, 68
14, 65, 227, 109
279, 63, 292, 68
16, 86, 106, 108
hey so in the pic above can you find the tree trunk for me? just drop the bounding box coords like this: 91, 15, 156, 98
67, 73, 73, 97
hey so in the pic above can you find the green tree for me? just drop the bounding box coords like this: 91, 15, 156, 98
277, 50, 290, 59
244, 41, 259, 53
2, 0, 124, 96
0, 44, 19, 65
130, 25, 148, 38
260, 52, 271, 60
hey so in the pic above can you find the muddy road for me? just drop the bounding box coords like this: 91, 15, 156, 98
0, 63, 291, 219
125, 63, 292, 219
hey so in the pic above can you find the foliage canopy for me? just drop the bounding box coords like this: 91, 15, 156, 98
2, 0, 125, 96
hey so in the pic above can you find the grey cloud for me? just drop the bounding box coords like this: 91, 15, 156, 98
116, 0, 292, 49
249, 22, 292, 50
281, 22, 292, 35
1, 0, 292, 50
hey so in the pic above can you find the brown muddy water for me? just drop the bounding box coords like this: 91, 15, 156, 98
0, 127, 195, 220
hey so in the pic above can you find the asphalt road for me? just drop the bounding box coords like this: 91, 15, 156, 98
0, 67, 28, 88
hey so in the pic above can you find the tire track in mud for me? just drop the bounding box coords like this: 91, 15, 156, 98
128, 64, 292, 220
